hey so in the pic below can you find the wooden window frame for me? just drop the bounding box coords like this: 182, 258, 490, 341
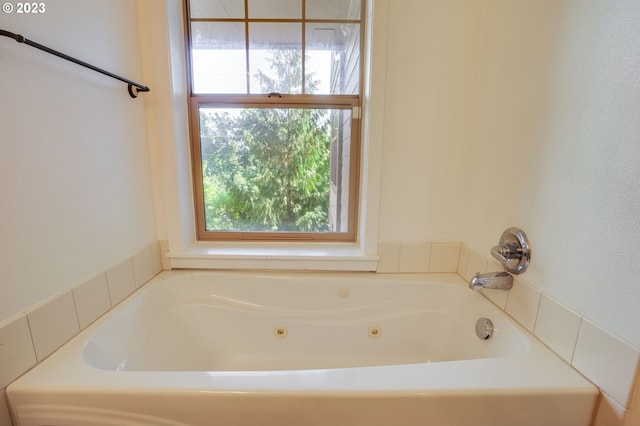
185, 0, 365, 242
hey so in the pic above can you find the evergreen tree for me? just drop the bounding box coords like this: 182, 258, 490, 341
200, 49, 331, 232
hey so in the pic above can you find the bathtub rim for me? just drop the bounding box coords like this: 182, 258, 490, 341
7, 271, 596, 393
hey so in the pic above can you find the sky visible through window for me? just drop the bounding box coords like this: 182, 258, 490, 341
192, 49, 332, 94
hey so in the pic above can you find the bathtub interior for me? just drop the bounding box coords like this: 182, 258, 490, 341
83, 272, 531, 372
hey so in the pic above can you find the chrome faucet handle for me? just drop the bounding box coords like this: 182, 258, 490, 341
491, 227, 531, 274
491, 242, 522, 264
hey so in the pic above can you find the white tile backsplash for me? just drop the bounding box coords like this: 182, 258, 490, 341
457, 244, 470, 278
159, 240, 171, 271
464, 249, 487, 282
72, 272, 111, 329
456, 243, 640, 421
378, 242, 640, 422
0, 240, 162, 423
398, 242, 431, 272
572, 318, 640, 408
429, 243, 460, 272
479, 287, 510, 310
132, 245, 155, 288
505, 276, 542, 332
151, 241, 163, 275
479, 259, 510, 309
593, 392, 628, 426
0, 315, 36, 389
4, 239, 640, 426
534, 294, 582, 364
105, 258, 136, 305
27, 291, 79, 362
376, 242, 401, 273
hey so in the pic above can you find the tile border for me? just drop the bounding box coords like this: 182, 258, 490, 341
2, 240, 638, 424
0, 241, 164, 393
378, 241, 640, 421
453, 243, 640, 420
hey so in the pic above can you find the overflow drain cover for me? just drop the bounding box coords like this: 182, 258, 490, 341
475, 318, 494, 340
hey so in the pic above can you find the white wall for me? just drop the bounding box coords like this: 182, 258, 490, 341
465, 0, 640, 348
379, 0, 640, 348
0, 0, 157, 323
379, 2, 640, 420
378, 0, 482, 243
1, 0, 636, 357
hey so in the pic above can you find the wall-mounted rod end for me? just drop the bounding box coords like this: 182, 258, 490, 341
128, 84, 150, 99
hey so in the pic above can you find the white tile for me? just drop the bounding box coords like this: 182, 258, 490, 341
398, 242, 431, 273
72, 273, 111, 329
27, 291, 79, 362
150, 241, 163, 275
159, 240, 171, 271
505, 276, 542, 332
132, 245, 155, 288
377, 242, 400, 273
0, 315, 36, 389
0, 388, 13, 426
480, 287, 510, 311
534, 294, 582, 363
593, 391, 627, 426
457, 244, 469, 278
105, 258, 136, 305
478, 259, 510, 309
463, 249, 487, 282
572, 318, 640, 408
486, 258, 503, 272
429, 243, 460, 273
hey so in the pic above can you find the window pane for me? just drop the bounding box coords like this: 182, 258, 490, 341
191, 22, 247, 94
189, 0, 245, 18
306, 0, 361, 20
249, 23, 302, 94
305, 23, 360, 95
199, 106, 352, 233
248, 0, 301, 19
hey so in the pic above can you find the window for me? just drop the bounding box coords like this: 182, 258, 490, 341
185, 0, 364, 241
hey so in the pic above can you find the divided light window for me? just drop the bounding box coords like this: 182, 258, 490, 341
186, 0, 364, 241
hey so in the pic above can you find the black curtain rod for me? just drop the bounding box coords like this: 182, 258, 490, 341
0, 29, 150, 98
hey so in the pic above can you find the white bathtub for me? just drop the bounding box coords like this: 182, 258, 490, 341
8, 271, 597, 426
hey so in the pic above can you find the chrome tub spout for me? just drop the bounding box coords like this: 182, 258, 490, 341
469, 271, 513, 290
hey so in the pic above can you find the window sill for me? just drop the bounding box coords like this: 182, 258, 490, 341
167, 243, 379, 271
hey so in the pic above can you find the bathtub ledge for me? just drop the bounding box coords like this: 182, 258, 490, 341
167, 244, 379, 271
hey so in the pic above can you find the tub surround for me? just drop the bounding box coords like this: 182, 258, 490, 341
377, 242, 462, 273
1, 239, 638, 425
7, 271, 596, 426
0, 241, 164, 425
376, 240, 640, 425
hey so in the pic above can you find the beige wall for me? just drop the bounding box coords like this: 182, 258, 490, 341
2, 0, 639, 423
3, 0, 636, 345
0, 0, 157, 323
466, 0, 640, 349
379, 0, 640, 348
378, 0, 481, 243
380, 1, 640, 422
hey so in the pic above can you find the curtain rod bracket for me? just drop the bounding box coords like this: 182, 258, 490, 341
1, 28, 150, 99
128, 84, 150, 99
